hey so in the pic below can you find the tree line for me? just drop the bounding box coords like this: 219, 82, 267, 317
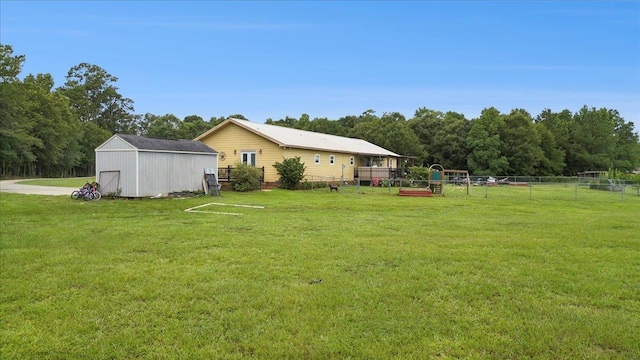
265, 107, 639, 176
1, 44, 638, 178
0, 44, 237, 177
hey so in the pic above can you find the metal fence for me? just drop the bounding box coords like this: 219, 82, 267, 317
304, 176, 640, 201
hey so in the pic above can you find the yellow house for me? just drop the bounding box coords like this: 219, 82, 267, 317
195, 118, 402, 185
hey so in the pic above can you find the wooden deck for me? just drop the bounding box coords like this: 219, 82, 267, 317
357, 167, 394, 180
398, 188, 433, 197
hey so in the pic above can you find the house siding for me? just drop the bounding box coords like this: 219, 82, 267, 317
201, 125, 365, 183
196, 119, 401, 184
284, 148, 356, 182
199, 122, 284, 182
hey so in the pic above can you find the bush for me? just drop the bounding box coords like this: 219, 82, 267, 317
231, 163, 262, 192
621, 173, 640, 184
273, 157, 306, 190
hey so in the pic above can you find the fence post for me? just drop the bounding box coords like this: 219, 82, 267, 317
260, 166, 264, 189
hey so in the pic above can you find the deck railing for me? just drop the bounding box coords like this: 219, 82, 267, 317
355, 167, 401, 180
218, 166, 265, 184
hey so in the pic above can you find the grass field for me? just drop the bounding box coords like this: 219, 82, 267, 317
1, 185, 639, 359
15, 177, 95, 188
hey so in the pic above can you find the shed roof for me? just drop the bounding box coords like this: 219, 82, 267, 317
109, 134, 217, 153
196, 118, 400, 157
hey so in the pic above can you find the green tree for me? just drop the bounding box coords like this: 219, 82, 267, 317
466, 107, 508, 175
438, 112, 471, 170
0, 44, 24, 82
0, 45, 38, 175
350, 114, 424, 159
273, 157, 306, 190
79, 122, 111, 175
306, 117, 348, 136
57, 63, 136, 173
407, 108, 444, 165
146, 114, 181, 139
535, 109, 571, 175
610, 110, 640, 172
336, 115, 362, 132
209, 115, 239, 128
408, 108, 470, 168
565, 106, 615, 174
265, 115, 300, 128
0, 81, 40, 176
23, 74, 82, 176
500, 109, 541, 175
178, 115, 210, 139
58, 63, 136, 134
1, 47, 84, 177
295, 113, 311, 130
533, 122, 565, 175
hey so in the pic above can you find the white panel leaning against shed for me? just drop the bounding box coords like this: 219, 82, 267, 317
95, 134, 218, 198
194, 117, 403, 184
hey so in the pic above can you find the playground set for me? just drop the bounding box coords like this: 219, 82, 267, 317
398, 164, 471, 197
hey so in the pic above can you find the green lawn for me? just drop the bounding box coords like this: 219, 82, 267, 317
1, 186, 639, 359
16, 177, 95, 188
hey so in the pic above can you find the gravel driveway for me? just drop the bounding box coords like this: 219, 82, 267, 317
0, 179, 79, 196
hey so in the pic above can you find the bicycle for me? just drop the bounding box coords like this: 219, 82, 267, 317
71, 182, 101, 201
89, 187, 101, 200
71, 187, 91, 200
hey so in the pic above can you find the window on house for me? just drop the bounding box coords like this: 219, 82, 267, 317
314, 154, 320, 164
241, 151, 257, 166
329, 155, 335, 165
350, 157, 354, 166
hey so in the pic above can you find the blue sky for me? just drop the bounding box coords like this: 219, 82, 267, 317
2, 1, 639, 130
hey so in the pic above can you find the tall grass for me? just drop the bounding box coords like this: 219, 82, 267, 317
1, 187, 639, 359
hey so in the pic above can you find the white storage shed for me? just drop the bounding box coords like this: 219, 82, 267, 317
95, 134, 218, 197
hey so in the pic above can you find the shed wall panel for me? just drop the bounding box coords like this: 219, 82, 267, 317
98, 137, 136, 150
138, 152, 217, 196
95, 150, 138, 197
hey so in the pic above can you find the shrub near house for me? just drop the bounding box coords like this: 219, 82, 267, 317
231, 163, 262, 191
273, 157, 306, 190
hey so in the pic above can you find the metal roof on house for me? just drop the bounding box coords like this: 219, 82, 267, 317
196, 118, 400, 157
113, 134, 217, 153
